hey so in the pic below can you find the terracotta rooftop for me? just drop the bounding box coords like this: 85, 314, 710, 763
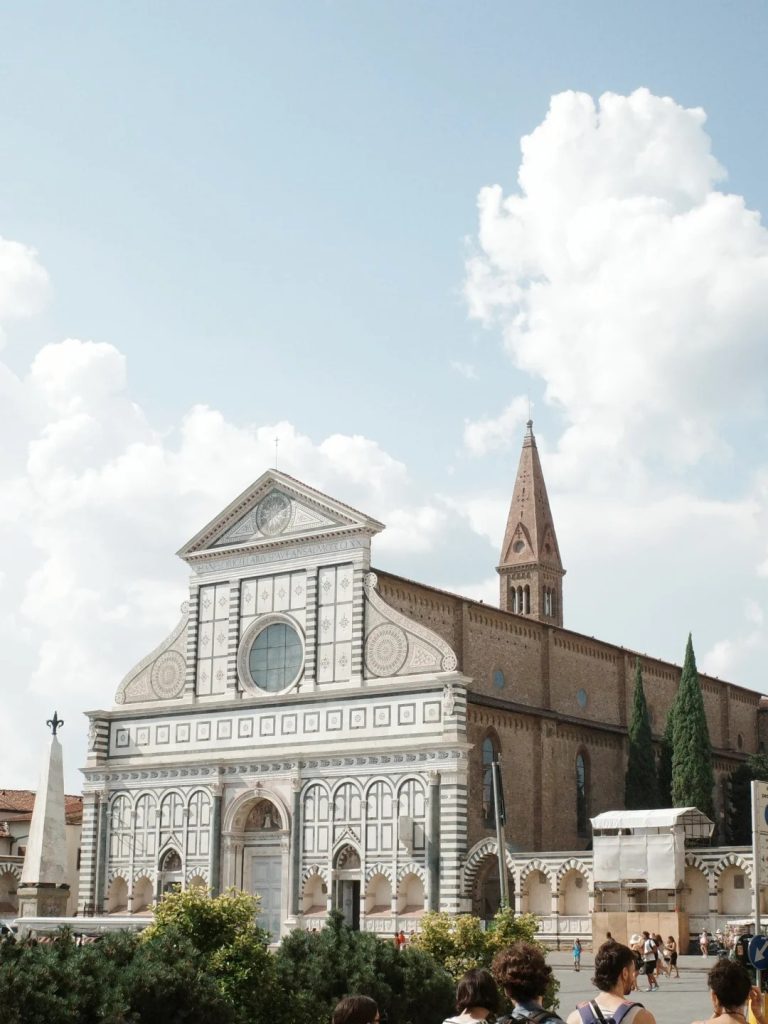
0, 789, 82, 824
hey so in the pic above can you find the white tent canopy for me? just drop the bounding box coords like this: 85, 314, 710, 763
591, 807, 714, 890
591, 807, 714, 838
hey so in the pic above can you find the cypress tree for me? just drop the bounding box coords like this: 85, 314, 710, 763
658, 711, 675, 806
726, 753, 768, 844
671, 634, 715, 818
625, 658, 659, 808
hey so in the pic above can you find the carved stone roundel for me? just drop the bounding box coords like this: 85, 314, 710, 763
365, 624, 408, 677
256, 492, 292, 537
151, 651, 186, 700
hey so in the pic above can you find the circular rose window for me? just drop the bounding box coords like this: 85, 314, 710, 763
238, 615, 305, 694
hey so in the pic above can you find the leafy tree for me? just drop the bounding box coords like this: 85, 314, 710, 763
274, 910, 454, 1024
124, 927, 235, 1023
625, 659, 659, 809
0, 928, 231, 1024
671, 634, 714, 818
144, 885, 285, 1024
726, 753, 768, 844
413, 907, 558, 1011
143, 884, 266, 956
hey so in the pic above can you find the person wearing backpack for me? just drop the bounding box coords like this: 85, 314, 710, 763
566, 941, 656, 1024
492, 941, 565, 1024
641, 932, 659, 992
442, 968, 499, 1024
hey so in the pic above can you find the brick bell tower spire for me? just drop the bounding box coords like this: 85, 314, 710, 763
497, 420, 565, 625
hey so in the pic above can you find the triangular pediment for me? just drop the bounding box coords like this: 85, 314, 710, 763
502, 522, 533, 563
177, 470, 385, 562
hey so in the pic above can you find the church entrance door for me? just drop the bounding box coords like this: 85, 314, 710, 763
333, 844, 361, 930
251, 852, 282, 940
339, 879, 361, 929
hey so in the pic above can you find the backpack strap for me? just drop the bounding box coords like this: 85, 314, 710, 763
576, 1004, 598, 1024
526, 1011, 562, 1024
506, 1010, 562, 1024
611, 1003, 643, 1024
589, 1003, 608, 1024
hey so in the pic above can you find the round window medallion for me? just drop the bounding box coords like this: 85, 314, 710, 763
248, 621, 302, 692
255, 492, 292, 537
512, 540, 525, 553
365, 624, 408, 677
237, 614, 305, 695
576, 688, 588, 709
151, 650, 186, 700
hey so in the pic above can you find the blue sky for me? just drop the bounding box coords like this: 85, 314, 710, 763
2, 2, 768, 786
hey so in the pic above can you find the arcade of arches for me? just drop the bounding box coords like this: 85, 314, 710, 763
465, 839, 765, 945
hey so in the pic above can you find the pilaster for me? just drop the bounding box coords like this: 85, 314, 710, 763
226, 582, 241, 698
77, 791, 100, 913
184, 585, 200, 697
209, 779, 224, 896
427, 771, 441, 912
303, 571, 318, 689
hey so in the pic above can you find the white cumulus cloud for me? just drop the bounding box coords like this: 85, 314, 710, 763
466, 87, 768, 477
463, 396, 529, 455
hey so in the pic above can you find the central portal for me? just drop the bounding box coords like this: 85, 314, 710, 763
334, 845, 361, 930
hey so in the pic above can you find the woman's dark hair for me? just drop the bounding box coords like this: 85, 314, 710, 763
492, 942, 552, 1001
592, 941, 637, 992
708, 959, 752, 1009
456, 968, 499, 1013
332, 996, 379, 1024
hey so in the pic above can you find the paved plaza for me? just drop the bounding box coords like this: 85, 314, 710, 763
551, 954, 715, 1024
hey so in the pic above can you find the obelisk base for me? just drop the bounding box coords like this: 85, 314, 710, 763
17, 882, 70, 918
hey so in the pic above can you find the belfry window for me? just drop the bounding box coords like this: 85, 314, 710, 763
576, 751, 589, 837
482, 734, 500, 827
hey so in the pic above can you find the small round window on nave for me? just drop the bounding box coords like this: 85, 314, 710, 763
248, 622, 302, 692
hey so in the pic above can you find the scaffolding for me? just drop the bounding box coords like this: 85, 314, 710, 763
591, 807, 714, 892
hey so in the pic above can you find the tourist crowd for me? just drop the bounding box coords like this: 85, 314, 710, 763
333, 938, 764, 1024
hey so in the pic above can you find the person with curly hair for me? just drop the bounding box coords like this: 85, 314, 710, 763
691, 959, 765, 1024
492, 941, 564, 1024
332, 996, 381, 1024
442, 968, 499, 1024
566, 941, 656, 1024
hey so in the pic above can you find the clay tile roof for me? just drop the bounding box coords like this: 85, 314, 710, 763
0, 789, 83, 824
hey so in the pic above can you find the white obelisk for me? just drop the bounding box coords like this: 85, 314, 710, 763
18, 714, 70, 917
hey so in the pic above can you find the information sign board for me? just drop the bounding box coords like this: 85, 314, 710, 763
748, 935, 768, 971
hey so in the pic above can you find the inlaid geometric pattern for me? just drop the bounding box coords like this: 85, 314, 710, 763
196, 583, 230, 696
316, 563, 353, 684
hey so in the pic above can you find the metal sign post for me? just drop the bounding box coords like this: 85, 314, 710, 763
751, 781, 768, 992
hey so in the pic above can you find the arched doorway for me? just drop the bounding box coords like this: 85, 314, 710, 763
718, 866, 751, 916
107, 876, 128, 913
472, 854, 514, 920
684, 866, 709, 916
522, 869, 551, 916
334, 844, 361, 930
244, 798, 284, 941
132, 876, 154, 914
559, 869, 589, 916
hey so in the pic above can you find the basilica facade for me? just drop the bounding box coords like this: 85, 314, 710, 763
78, 423, 766, 936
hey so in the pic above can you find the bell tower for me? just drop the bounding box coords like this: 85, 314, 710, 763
497, 421, 565, 626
